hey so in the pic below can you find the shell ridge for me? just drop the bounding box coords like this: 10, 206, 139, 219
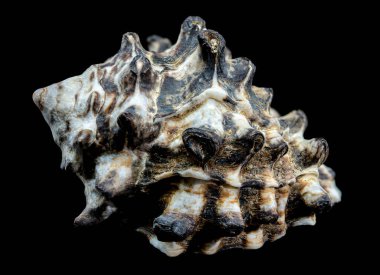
33, 16, 341, 256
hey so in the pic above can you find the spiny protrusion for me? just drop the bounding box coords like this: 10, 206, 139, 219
181, 16, 206, 34
247, 129, 266, 153
95, 152, 138, 198
153, 213, 197, 242
182, 128, 223, 165
74, 208, 100, 227
220, 58, 257, 105
153, 180, 207, 242
215, 186, 245, 236
74, 180, 116, 227
119, 32, 145, 54
152, 16, 205, 66
269, 142, 289, 162
264, 127, 289, 162
318, 165, 341, 203
293, 138, 329, 168
147, 35, 172, 53
211, 128, 264, 167
252, 86, 274, 113
295, 174, 332, 213
313, 138, 329, 166
256, 188, 279, 224
199, 30, 226, 66
279, 110, 308, 136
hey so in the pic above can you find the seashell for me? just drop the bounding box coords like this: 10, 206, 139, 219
33, 16, 341, 256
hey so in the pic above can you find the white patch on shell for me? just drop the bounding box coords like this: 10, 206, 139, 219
265, 128, 283, 146
177, 168, 211, 181
149, 237, 186, 257
202, 239, 222, 255
260, 188, 277, 213
217, 186, 241, 213
166, 179, 207, 216
297, 174, 328, 206
256, 168, 279, 188
246, 228, 264, 249
318, 165, 342, 203
324, 182, 342, 204
291, 215, 317, 227
270, 187, 289, 241
224, 167, 242, 187
96, 152, 135, 182
137, 228, 186, 257
276, 187, 289, 224
230, 112, 253, 137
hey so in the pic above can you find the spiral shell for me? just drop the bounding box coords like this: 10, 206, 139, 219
33, 16, 341, 256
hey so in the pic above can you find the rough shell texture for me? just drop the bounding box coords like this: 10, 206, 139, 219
33, 16, 341, 256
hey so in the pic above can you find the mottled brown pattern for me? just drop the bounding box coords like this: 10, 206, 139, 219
33, 16, 341, 256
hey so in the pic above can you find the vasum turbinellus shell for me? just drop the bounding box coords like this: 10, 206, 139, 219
33, 16, 341, 256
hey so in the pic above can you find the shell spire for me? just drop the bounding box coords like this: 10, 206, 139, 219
33, 16, 341, 256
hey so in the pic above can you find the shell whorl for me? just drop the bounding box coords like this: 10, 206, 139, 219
33, 16, 341, 256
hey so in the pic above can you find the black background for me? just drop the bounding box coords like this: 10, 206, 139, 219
9, 2, 372, 273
